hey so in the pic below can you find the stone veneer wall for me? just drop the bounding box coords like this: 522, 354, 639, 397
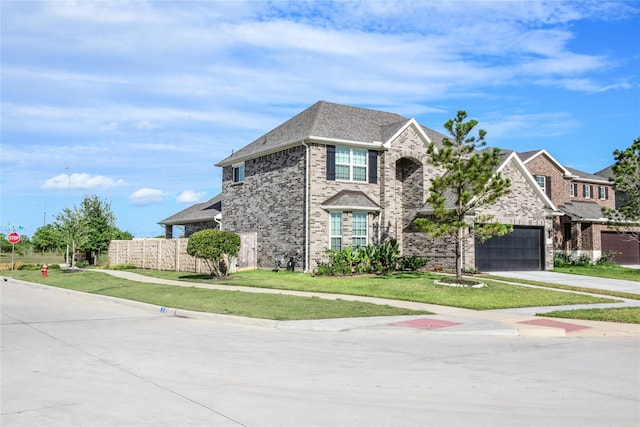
222, 146, 306, 269
474, 158, 554, 270
307, 143, 381, 269
107, 233, 257, 273
185, 221, 219, 237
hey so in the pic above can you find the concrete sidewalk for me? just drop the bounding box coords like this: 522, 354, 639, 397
65, 269, 640, 338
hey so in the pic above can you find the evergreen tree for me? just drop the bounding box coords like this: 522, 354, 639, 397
415, 110, 512, 280
603, 137, 640, 241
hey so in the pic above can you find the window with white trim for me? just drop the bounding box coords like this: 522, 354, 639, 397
583, 184, 591, 199
599, 186, 607, 200
569, 183, 576, 197
352, 213, 368, 248
335, 147, 367, 182
536, 175, 546, 192
330, 212, 342, 251
232, 163, 245, 183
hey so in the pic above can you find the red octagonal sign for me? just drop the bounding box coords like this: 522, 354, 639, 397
7, 232, 20, 244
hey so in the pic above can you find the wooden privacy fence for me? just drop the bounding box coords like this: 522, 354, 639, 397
107, 232, 257, 273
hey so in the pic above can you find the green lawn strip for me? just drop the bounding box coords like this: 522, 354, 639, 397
541, 307, 640, 324
487, 275, 640, 300
553, 265, 640, 282
122, 268, 614, 310
3, 270, 430, 321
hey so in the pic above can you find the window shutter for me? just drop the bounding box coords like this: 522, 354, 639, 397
368, 150, 377, 184
545, 176, 551, 197
326, 145, 335, 181
590, 185, 594, 198
605, 186, 608, 200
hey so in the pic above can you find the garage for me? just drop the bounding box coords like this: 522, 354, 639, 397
475, 226, 544, 271
601, 232, 640, 264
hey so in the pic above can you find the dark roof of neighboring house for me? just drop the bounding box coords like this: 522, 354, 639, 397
158, 194, 222, 225
564, 166, 609, 184
515, 150, 541, 162
558, 201, 605, 221
216, 100, 447, 166
594, 164, 614, 180
321, 190, 380, 210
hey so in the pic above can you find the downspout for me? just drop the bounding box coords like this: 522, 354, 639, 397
301, 140, 310, 272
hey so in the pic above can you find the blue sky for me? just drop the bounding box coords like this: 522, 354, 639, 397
2, 0, 639, 238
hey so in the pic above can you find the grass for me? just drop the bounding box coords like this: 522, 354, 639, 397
111, 268, 614, 310
554, 264, 640, 282
543, 307, 640, 324
1, 270, 430, 321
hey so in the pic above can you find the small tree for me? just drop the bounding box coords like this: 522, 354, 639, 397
32, 224, 64, 253
54, 207, 87, 267
603, 137, 640, 242
415, 110, 512, 281
186, 229, 241, 276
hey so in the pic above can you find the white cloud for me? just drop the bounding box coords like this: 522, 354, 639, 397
129, 188, 164, 206
41, 173, 125, 190
176, 190, 205, 203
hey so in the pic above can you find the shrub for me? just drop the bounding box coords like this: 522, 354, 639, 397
108, 264, 138, 270
554, 251, 573, 267
596, 251, 620, 265
399, 256, 430, 271
316, 239, 422, 276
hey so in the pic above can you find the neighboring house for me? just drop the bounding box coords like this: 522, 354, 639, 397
158, 194, 222, 238
212, 100, 556, 272
519, 149, 640, 264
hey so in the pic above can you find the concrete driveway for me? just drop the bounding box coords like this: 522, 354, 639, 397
2, 279, 639, 427
487, 270, 640, 294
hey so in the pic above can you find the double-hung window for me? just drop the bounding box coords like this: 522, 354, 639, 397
233, 163, 245, 183
335, 147, 367, 182
330, 212, 342, 251
583, 184, 591, 199
599, 186, 607, 200
536, 175, 546, 192
569, 183, 576, 197
351, 213, 367, 248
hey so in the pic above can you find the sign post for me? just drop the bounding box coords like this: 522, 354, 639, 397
8, 232, 20, 270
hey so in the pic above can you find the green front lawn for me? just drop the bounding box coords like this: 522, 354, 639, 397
554, 264, 640, 282
116, 268, 614, 310
544, 307, 640, 324
2, 270, 430, 321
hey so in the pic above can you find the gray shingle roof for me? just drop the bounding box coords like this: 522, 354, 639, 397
564, 166, 609, 183
216, 101, 446, 166
321, 190, 380, 210
594, 164, 614, 180
558, 201, 605, 221
158, 194, 222, 225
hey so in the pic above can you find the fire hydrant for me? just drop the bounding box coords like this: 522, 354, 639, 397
41, 264, 48, 277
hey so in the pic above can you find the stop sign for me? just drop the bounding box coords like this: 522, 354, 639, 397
7, 232, 20, 244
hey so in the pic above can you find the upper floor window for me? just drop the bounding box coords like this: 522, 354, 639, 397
326, 145, 377, 183
330, 212, 342, 251
536, 175, 546, 192
335, 147, 367, 181
232, 163, 245, 183
583, 184, 592, 199
352, 212, 368, 248
599, 186, 608, 200
569, 183, 577, 197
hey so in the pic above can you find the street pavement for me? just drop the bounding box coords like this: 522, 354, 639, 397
2, 278, 639, 427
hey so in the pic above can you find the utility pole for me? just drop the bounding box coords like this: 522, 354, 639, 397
65, 166, 70, 267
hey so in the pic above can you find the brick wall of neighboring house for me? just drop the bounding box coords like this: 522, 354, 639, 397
185, 221, 219, 237
525, 153, 568, 204
222, 146, 307, 269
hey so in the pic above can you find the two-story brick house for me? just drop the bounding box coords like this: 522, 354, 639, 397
518, 149, 639, 264
213, 101, 556, 272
